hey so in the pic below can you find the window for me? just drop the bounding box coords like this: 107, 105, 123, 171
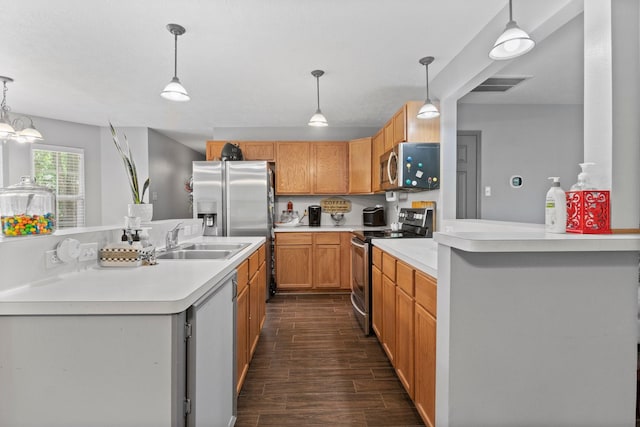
32, 145, 85, 228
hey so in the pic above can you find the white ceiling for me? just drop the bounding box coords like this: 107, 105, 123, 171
0, 0, 581, 153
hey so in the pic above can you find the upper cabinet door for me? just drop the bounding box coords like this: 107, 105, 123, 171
236, 141, 275, 161
313, 142, 348, 194
405, 101, 440, 142
206, 140, 227, 161
393, 106, 407, 146
384, 120, 394, 153
348, 137, 372, 194
371, 130, 384, 193
275, 142, 311, 194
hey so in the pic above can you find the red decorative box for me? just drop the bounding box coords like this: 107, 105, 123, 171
566, 190, 611, 234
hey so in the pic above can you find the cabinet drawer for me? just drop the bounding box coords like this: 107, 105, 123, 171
396, 261, 414, 297
249, 250, 260, 278
314, 232, 341, 245
372, 246, 383, 268
276, 232, 313, 245
237, 260, 249, 294
258, 244, 266, 265
382, 252, 396, 281
415, 271, 437, 317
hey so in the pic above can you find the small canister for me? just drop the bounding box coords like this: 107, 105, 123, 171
0, 176, 56, 237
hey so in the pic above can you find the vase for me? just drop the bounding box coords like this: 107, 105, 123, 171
128, 203, 153, 224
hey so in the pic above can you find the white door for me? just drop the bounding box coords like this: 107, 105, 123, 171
456, 131, 480, 219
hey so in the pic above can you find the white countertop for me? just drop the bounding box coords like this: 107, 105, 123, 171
435, 220, 640, 252
372, 238, 437, 278
0, 236, 265, 316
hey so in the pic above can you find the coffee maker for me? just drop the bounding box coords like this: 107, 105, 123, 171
308, 205, 321, 227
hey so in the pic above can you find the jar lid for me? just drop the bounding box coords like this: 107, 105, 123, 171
0, 176, 54, 194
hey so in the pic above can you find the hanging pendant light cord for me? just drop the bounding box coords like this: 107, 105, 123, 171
509, 0, 513, 21
425, 63, 430, 100
173, 33, 178, 79
316, 76, 321, 110
1, 81, 8, 113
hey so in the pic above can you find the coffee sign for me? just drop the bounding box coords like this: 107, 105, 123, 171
320, 197, 351, 213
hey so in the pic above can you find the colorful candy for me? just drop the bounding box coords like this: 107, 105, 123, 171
1, 213, 55, 237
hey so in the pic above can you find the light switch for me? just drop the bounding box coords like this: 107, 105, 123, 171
484, 186, 492, 196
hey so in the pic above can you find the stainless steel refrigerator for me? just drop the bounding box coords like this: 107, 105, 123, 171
192, 160, 276, 297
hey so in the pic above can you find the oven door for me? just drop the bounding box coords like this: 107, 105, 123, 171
350, 236, 370, 335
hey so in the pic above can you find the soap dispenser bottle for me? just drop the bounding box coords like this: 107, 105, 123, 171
545, 177, 566, 233
570, 162, 596, 191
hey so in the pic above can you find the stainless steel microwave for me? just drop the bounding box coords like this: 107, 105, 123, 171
380, 142, 440, 191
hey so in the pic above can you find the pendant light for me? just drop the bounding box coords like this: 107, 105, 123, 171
161, 23, 190, 102
308, 70, 328, 127
0, 76, 44, 143
417, 57, 440, 120
489, 0, 535, 60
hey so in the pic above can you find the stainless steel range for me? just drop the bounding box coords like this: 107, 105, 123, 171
350, 207, 435, 335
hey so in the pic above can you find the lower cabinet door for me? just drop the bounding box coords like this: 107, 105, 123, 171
236, 286, 249, 395
276, 244, 313, 289
382, 275, 396, 363
249, 272, 261, 357
414, 303, 437, 427
372, 266, 383, 339
395, 287, 415, 398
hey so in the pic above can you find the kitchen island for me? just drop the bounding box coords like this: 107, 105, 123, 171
434, 222, 640, 427
0, 235, 265, 427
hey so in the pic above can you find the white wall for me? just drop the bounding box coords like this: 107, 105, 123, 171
457, 103, 583, 223
100, 126, 149, 226
148, 129, 204, 221
2, 116, 103, 226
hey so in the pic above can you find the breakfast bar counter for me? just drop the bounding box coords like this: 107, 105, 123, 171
433, 221, 640, 427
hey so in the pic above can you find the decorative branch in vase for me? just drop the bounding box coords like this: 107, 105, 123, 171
109, 122, 153, 223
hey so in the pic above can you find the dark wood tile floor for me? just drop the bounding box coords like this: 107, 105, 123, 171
236, 293, 424, 427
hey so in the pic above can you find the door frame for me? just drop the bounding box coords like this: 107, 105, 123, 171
456, 130, 482, 219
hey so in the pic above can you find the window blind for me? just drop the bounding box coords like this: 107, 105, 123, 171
32, 147, 85, 228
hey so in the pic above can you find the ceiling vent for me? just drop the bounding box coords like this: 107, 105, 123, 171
471, 76, 529, 92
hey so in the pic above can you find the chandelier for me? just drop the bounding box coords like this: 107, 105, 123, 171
0, 76, 43, 143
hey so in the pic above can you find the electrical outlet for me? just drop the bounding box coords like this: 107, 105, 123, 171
79, 242, 98, 262
45, 250, 62, 268
485, 186, 492, 196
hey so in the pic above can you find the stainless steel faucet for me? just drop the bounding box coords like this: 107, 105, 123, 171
165, 222, 183, 250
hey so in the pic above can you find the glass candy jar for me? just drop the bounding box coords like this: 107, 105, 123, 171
0, 176, 56, 237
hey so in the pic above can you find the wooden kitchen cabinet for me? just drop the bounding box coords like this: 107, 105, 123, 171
237, 141, 275, 161
275, 232, 313, 289
206, 140, 227, 160
275, 232, 351, 291
415, 302, 437, 427
382, 274, 396, 363
236, 281, 249, 395
395, 261, 415, 398
313, 233, 342, 288
371, 129, 384, 193
275, 142, 311, 194
372, 246, 437, 427
348, 137, 372, 194
394, 101, 440, 146
313, 142, 348, 194
236, 259, 250, 393
237, 244, 267, 394
384, 120, 394, 152
372, 264, 383, 339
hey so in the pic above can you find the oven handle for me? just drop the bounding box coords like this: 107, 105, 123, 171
351, 238, 366, 249
351, 293, 367, 317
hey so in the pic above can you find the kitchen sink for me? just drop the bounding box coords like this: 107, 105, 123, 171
157, 249, 234, 260
180, 242, 250, 251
